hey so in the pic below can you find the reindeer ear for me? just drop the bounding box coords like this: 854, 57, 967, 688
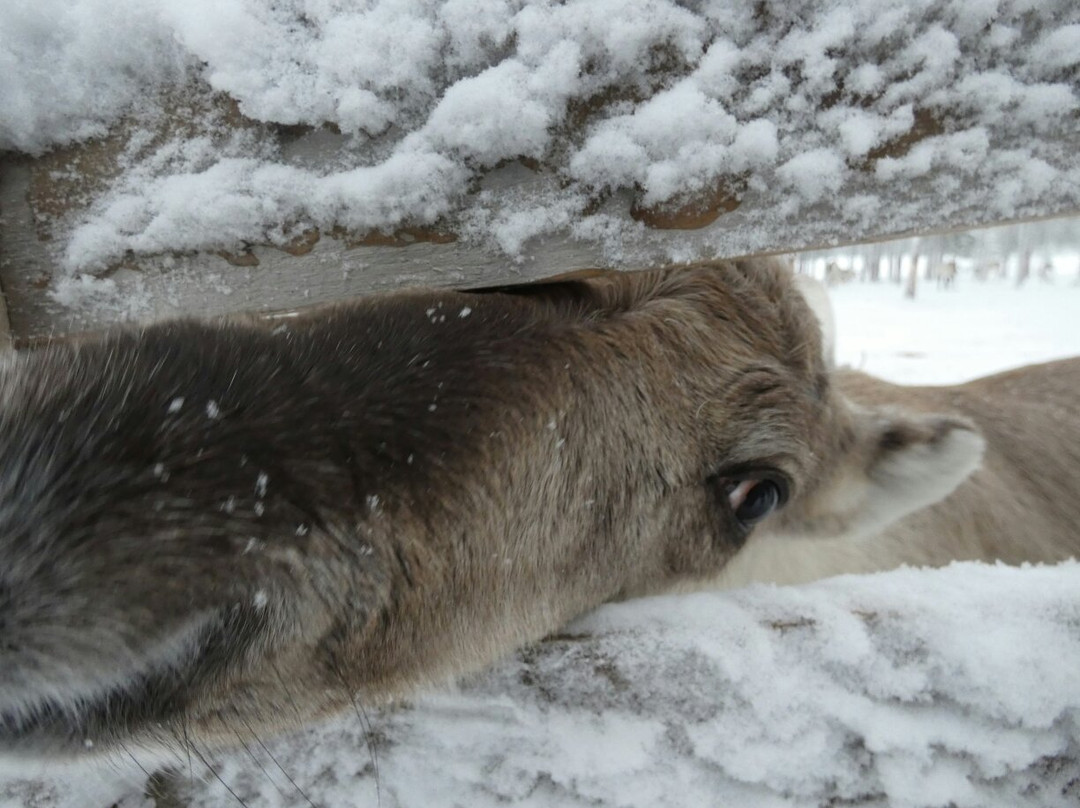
865, 412, 984, 516
835, 411, 985, 540
787, 409, 985, 543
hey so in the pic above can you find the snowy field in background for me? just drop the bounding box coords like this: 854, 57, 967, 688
2, 272, 1079, 808
831, 269, 1080, 384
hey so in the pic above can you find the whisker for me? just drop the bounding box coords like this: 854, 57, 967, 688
231, 725, 292, 803
120, 740, 172, 807
271, 658, 306, 727
188, 740, 252, 807
165, 724, 194, 790
330, 659, 382, 808
238, 714, 321, 808
182, 715, 194, 789
119, 739, 154, 781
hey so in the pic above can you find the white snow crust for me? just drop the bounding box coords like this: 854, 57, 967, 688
2, 0, 1078, 285
8, 562, 1080, 808
176, 563, 1080, 808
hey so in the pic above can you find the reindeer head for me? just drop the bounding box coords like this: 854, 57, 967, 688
0, 260, 982, 762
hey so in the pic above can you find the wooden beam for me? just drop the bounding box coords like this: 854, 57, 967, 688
3, 3, 1078, 342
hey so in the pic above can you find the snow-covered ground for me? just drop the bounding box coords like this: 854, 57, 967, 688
2, 272, 1079, 808
831, 270, 1080, 384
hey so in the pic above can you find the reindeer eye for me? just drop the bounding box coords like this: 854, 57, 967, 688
723, 476, 788, 527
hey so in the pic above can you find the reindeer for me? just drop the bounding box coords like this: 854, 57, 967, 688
933, 260, 958, 289
710, 281, 1080, 589
824, 261, 856, 287
0, 259, 1076, 765
974, 260, 1004, 282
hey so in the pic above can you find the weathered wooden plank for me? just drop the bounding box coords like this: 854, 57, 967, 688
2, 1, 1078, 341
5, 145, 1079, 345
0, 158, 612, 342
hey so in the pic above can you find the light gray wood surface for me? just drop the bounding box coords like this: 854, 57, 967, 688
4, 148, 1077, 346
2, 3, 1077, 343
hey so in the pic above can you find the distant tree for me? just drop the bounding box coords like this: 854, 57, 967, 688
906, 238, 921, 299
861, 243, 883, 282
1016, 248, 1033, 287
938, 230, 977, 259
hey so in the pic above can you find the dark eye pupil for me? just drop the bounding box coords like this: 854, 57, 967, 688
735, 480, 780, 524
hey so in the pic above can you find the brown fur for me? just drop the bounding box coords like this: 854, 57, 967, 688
712, 358, 1080, 588
0, 259, 833, 759
1, 257, 1076, 762
840, 361, 1080, 566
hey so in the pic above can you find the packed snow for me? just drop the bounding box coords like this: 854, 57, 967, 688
2, 273, 1079, 808
168, 563, 1080, 808
2, 0, 1078, 290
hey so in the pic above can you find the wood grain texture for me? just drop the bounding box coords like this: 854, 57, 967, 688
3, 3, 1079, 342
4, 148, 1078, 345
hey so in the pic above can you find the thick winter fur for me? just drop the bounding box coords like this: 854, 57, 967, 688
0, 259, 833, 760
1, 258, 1077, 763
713, 359, 1080, 589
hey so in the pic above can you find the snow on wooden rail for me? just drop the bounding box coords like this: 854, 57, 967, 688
0, 0, 1078, 341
